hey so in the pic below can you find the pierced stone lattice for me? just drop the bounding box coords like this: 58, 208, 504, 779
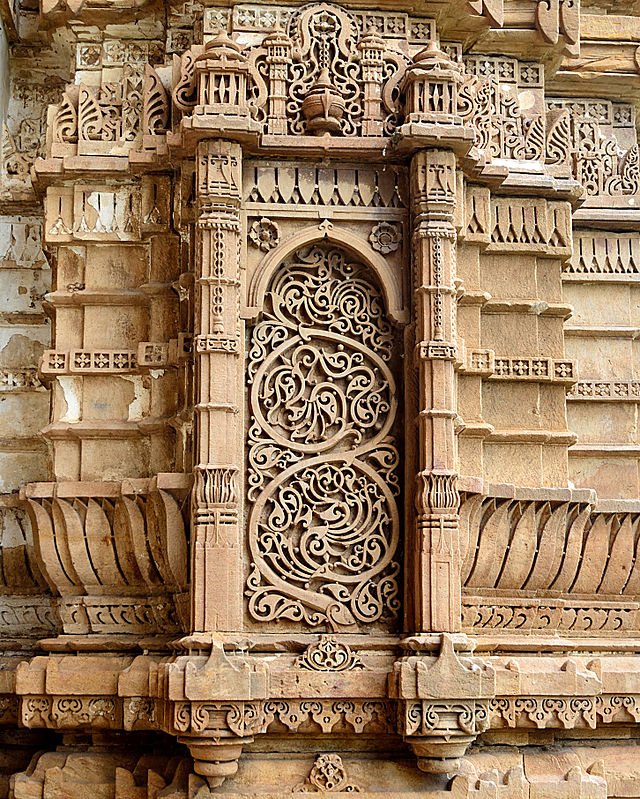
246, 244, 401, 631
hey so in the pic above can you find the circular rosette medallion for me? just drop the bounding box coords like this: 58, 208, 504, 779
248, 456, 400, 628
250, 332, 396, 455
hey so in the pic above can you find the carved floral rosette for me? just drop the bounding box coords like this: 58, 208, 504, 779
246, 243, 402, 630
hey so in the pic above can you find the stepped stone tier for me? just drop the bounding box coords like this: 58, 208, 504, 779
4, 0, 640, 795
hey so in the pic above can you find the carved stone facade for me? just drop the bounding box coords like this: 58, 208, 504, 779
3, 0, 640, 796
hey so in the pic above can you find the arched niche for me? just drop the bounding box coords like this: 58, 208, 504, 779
245, 225, 408, 325
244, 240, 405, 632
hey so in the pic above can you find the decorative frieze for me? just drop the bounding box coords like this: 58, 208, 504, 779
462, 351, 575, 383
243, 163, 408, 210
45, 185, 141, 242
493, 356, 575, 382
0, 597, 57, 637
565, 231, 640, 278
1, 78, 64, 194
22, 695, 120, 729
172, 698, 394, 737
47, 54, 169, 162
40, 344, 172, 375
568, 381, 640, 400
0, 369, 43, 390
488, 198, 571, 254
547, 98, 640, 204
41, 349, 138, 375
75, 40, 164, 70
0, 216, 48, 268
463, 601, 640, 633
462, 191, 572, 254
491, 694, 640, 730
462, 492, 603, 594
22, 479, 189, 636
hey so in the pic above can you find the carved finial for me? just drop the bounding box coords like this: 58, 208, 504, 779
302, 68, 345, 135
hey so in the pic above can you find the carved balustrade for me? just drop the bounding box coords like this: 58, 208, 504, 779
459, 483, 640, 636
20, 476, 190, 636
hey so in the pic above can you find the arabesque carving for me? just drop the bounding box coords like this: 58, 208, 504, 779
246, 243, 402, 630
5, 0, 640, 796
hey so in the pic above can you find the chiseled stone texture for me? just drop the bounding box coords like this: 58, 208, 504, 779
3, 0, 640, 796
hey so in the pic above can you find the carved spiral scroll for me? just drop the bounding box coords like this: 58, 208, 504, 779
246, 244, 401, 630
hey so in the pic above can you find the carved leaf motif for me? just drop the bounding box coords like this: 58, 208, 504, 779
497, 502, 538, 590
622, 522, 640, 595
459, 494, 483, 582
78, 86, 105, 142
550, 507, 590, 593
53, 90, 78, 144
257, 166, 277, 203
121, 495, 160, 586
26, 500, 74, 593
571, 515, 609, 594
600, 515, 634, 595
297, 166, 317, 204
173, 50, 198, 112
53, 498, 92, 590
318, 170, 335, 204
143, 65, 169, 135
84, 498, 123, 585
246, 244, 401, 630
112, 498, 146, 586
546, 109, 570, 165
525, 503, 567, 591
466, 501, 511, 589
277, 166, 296, 203
524, 116, 545, 161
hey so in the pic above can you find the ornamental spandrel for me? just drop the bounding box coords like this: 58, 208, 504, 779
2, 0, 640, 795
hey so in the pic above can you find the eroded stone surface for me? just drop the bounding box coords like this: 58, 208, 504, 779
2, 0, 640, 795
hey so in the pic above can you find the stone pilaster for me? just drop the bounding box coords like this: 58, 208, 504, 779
192, 139, 243, 633
410, 149, 461, 634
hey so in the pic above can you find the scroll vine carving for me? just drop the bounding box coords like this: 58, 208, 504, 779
294, 754, 361, 792
246, 244, 402, 631
297, 635, 365, 671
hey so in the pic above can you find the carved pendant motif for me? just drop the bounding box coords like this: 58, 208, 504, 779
246, 244, 401, 630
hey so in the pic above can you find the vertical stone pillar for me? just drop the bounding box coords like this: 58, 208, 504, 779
358, 28, 385, 137
410, 149, 461, 633
191, 139, 243, 633
264, 27, 292, 136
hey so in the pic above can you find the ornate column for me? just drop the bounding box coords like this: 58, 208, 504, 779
396, 42, 469, 634
410, 149, 461, 634
264, 26, 293, 136
191, 139, 243, 633
393, 44, 496, 778
358, 27, 385, 137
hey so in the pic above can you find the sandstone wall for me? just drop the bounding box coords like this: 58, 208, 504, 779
1, 1, 640, 796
